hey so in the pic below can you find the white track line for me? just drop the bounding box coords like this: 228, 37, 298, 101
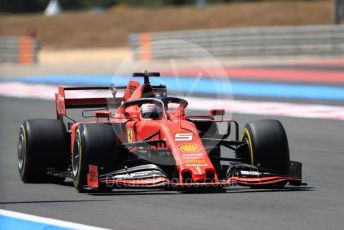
0, 209, 110, 230
1, 82, 344, 121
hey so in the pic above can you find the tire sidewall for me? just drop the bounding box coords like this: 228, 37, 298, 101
73, 126, 88, 192
18, 119, 69, 183
243, 119, 290, 174
18, 124, 31, 181
72, 124, 118, 192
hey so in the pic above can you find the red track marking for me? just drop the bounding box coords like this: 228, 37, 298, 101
160, 67, 344, 83
300, 59, 344, 66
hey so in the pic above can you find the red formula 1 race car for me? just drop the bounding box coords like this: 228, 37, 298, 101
18, 72, 305, 192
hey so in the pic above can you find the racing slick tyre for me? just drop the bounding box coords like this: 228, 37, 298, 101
242, 119, 290, 175
72, 124, 118, 193
18, 119, 69, 183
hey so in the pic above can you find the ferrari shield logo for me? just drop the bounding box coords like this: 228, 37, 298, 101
127, 128, 134, 143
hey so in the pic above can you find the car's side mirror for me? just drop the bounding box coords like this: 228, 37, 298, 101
209, 109, 225, 116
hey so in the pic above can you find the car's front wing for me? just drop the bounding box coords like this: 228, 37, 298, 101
86, 162, 304, 190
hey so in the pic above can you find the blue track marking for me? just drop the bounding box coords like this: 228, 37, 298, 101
0, 215, 70, 230
6, 74, 344, 101
0, 209, 107, 230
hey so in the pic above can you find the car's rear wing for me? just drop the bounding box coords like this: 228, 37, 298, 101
55, 84, 167, 118
55, 86, 124, 118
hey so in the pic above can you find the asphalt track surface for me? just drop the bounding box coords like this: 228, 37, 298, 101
1, 96, 344, 230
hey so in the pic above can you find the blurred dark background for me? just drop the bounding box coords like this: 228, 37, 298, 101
0, 0, 325, 13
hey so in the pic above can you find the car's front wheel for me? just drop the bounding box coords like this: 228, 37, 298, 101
242, 119, 290, 175
72, 124, 118, 192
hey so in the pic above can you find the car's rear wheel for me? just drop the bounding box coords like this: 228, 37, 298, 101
72, 124, 118, 192
242, 119, 290, 174
18, 119, 69, 183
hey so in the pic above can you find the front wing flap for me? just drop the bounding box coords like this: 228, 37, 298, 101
87, 162, 304, 190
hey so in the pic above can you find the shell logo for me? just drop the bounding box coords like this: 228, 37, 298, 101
177, 143, 201, 153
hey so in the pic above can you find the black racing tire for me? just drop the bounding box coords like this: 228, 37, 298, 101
242, 119, 290, 174
72, 124, 118, 193
18, 119, 69, 183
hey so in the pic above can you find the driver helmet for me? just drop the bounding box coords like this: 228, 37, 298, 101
140, 104, 162, 119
